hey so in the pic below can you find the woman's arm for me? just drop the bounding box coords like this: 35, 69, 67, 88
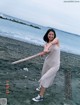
51, 37, 59, 45
45, 38, 59, 49
39, 38, 59, 56
39, 44, 50, 56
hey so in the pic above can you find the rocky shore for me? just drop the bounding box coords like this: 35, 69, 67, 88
0, 36, 80, 105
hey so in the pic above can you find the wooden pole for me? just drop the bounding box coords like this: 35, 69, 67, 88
11, 52, 41, 65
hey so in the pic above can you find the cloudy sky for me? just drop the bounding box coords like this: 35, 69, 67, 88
0, 0, 80, 35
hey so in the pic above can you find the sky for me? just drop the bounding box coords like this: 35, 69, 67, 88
0, 0, 80, 35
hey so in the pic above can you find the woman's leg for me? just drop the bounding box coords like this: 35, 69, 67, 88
32, 78, 46, 102
32, 85, 45, 102
39, 85, 46, 97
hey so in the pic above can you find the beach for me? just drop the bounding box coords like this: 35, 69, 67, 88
0, 35, 80, 105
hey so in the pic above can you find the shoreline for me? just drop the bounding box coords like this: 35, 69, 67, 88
0, 35, 80, 56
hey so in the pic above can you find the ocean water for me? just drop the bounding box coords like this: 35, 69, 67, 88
0, 17, 80, 55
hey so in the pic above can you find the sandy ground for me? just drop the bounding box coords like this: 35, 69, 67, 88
0, 36, 80, 105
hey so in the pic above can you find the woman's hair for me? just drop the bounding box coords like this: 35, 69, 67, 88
43, 28, 56, 42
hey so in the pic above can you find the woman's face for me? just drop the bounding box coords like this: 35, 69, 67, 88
48, 31, 54, 42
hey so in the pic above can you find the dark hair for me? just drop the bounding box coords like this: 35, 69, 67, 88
43, 28, 56, 42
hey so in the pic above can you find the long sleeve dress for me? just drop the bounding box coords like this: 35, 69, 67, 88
39, 44, 60, 88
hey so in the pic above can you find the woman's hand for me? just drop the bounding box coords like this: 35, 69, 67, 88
43, 49, 50, 53
39, 51, 45, 56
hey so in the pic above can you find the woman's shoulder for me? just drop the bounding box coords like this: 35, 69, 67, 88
54, 37, 59, 41
51, 37, 59, 44
54, 37, 60, 46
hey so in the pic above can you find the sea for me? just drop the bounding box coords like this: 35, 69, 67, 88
0, 13, 80, 55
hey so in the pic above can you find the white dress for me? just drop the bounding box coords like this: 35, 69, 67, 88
39, 44, 60, 88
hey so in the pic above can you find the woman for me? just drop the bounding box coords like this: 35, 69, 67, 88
32, 28, 60, 102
